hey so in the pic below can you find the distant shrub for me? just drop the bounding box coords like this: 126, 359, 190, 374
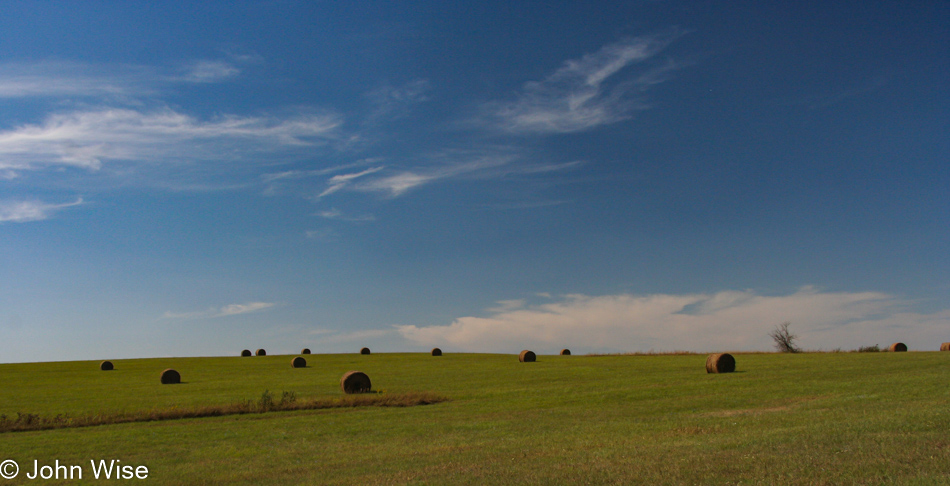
856, 345, 880, 353
769, 322, 801, 353
258, 390, 274, 411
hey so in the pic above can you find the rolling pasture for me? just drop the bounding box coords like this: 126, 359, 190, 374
0, 351, 948, 484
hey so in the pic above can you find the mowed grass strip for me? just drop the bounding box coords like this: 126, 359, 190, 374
0, 353, 453, 417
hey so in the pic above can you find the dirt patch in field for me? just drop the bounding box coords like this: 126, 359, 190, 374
701, 396, 825, 418
705, 405, 793, 417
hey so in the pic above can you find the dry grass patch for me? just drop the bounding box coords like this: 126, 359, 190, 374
0, 391, 448, 433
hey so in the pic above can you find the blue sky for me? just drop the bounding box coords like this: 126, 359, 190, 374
1, 1, 948, 362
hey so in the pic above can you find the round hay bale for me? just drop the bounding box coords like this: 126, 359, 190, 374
340, 370, 371, 394
705, 353, 736, 374
431, 347, 442, 356
360, 347, 371, 355
888, 342, 907, 352
256, 348, 266, 356
519, 350, 536, 362
100, 360, 114, 371
941, 342, 950, 351
241, 349, 252, 357
291, 356, 307, 368
160, 369, 181, 384
560, 349, 571, 356
301, 348, 311, 355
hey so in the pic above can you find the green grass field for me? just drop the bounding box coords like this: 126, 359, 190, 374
1, 351, 948, 484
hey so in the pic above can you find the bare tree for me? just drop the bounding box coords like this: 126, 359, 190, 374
769, 322, 801, 353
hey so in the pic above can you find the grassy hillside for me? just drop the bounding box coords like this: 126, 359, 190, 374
1, 352, 948, 484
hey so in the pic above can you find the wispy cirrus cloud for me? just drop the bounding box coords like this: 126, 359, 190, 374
0, 197, 84, 223
177, 60, 241, 83
161, 302, 276, 320
397, 287, 950, 353
0, 61, 151, 99
317, 208, 375, 222
351, 153, 518, 197
0, 59, 242, 99
364, 79, 430, 122
0, 107, 341, 174
317, 166, 385, 197
482, 30, 684, 134
350, 153, 582, 197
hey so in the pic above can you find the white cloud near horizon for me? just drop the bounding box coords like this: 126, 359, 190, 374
0, 107, 341, 174
161, 302, 276, 320
0, 197, 84, 223
484, 31, 684, 134
397, 287, 950, 353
